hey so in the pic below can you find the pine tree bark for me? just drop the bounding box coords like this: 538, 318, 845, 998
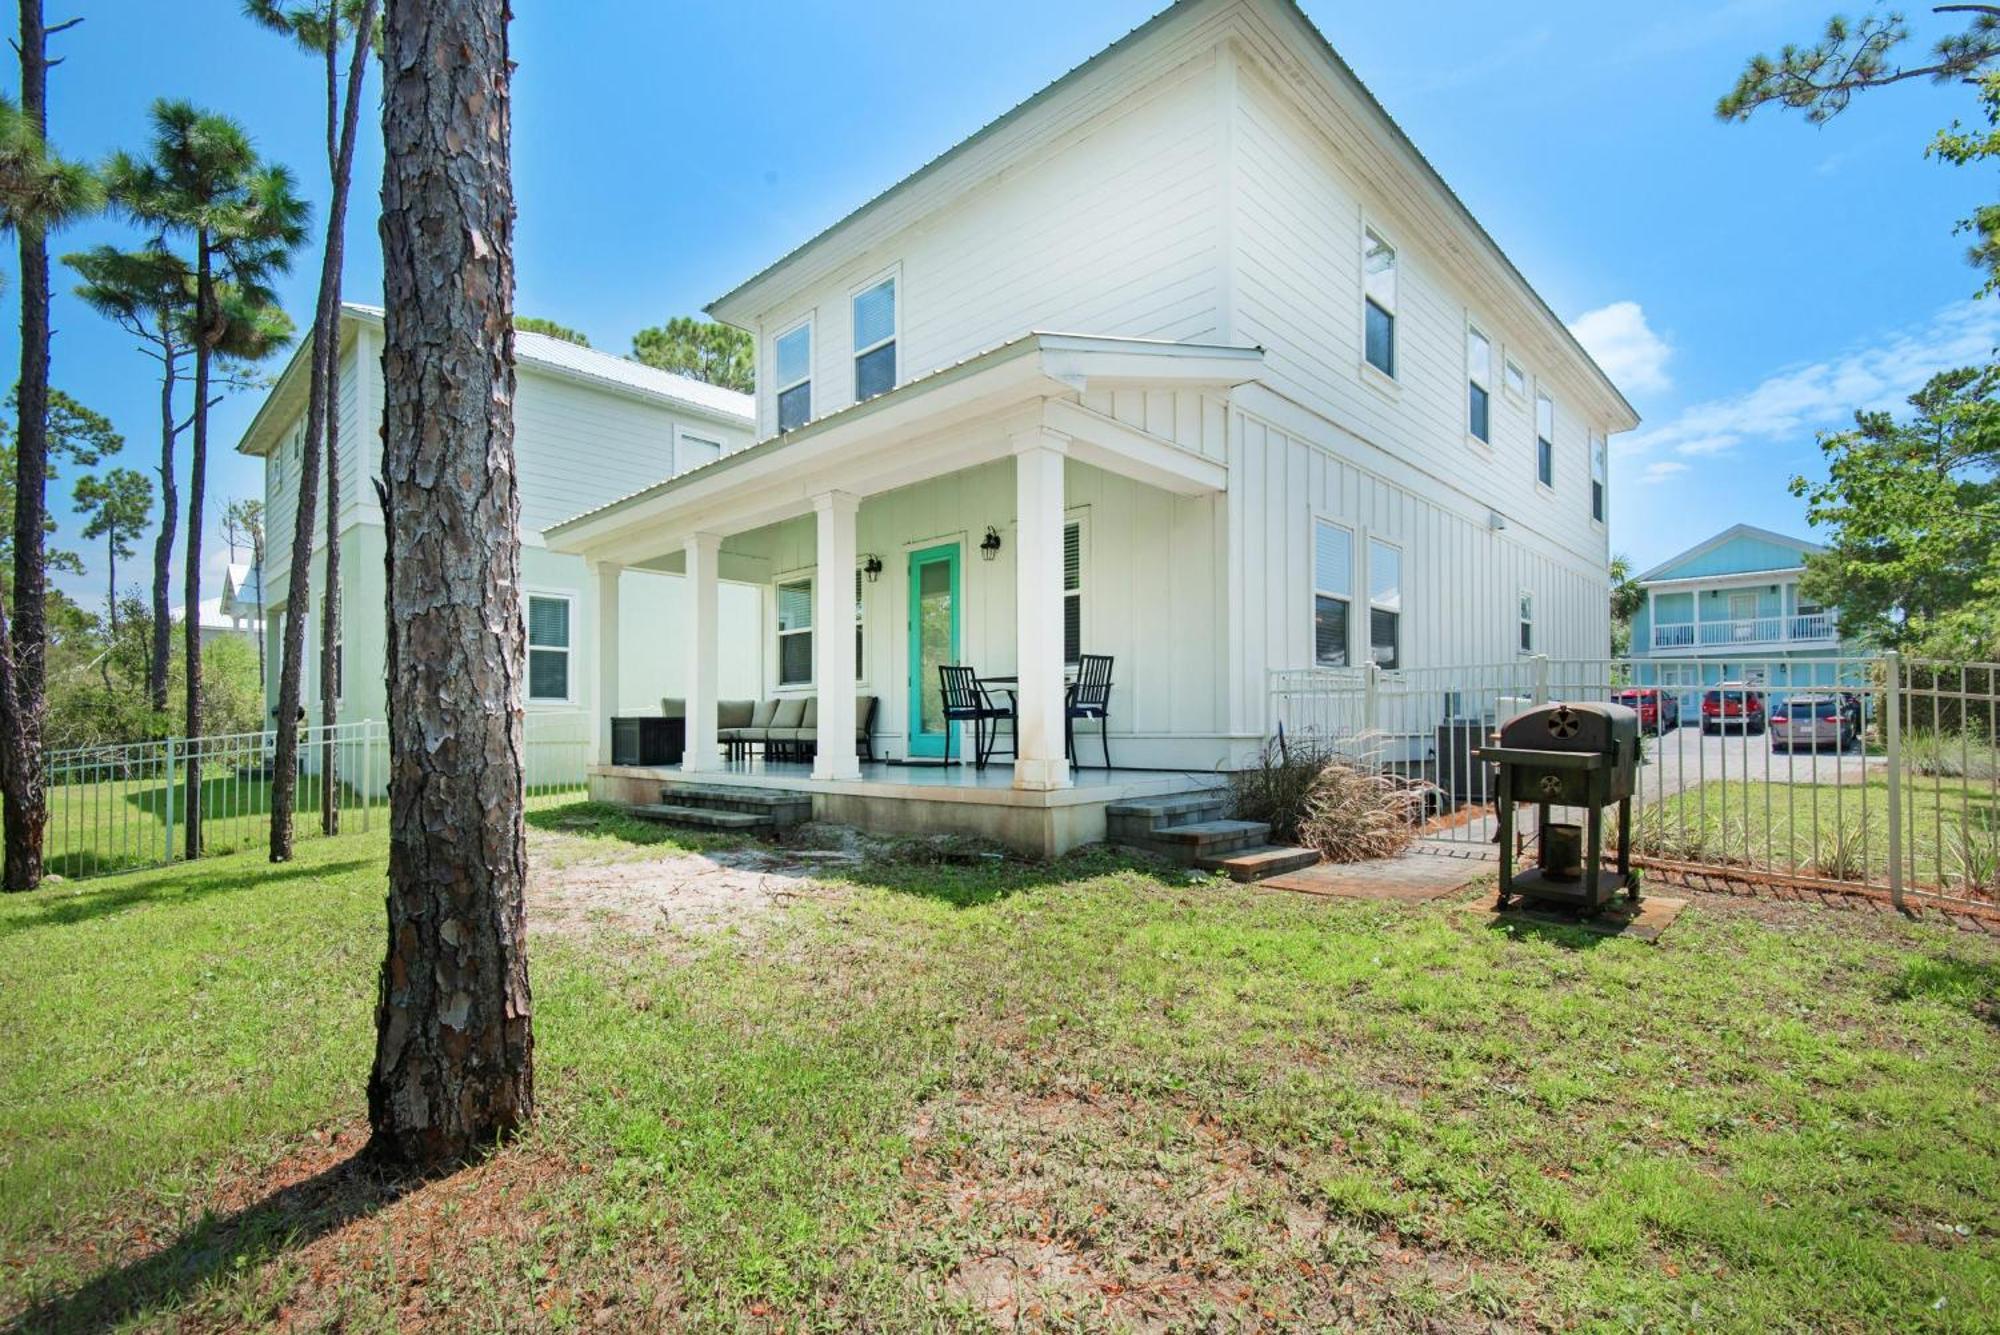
274, 0, 377, 859
367, 0, 532, 1165
149, 343, 178, 714
4, 0, 53, 892
182, 234, 213, 861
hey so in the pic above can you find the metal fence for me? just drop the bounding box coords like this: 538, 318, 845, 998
1271, 653, 1999, 911
42, 713, 592, 881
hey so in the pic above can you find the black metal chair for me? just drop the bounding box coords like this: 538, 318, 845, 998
1065, 653, 1114, 769
939, 664, 1014, 770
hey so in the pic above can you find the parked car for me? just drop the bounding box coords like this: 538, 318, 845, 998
1770, 692, 1856, 752
1611, 687, 1680, 733
1700, 684, 1766, 735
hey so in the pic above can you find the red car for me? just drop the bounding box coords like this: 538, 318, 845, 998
1611, 687, 1680, 733
1700, 684, 1767, 735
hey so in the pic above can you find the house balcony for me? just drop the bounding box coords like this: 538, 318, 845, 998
1649, 612, 1837, 655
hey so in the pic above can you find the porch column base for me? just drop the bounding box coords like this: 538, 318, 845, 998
1011, 756, 1071, 791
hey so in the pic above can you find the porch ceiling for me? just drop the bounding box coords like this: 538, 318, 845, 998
543, 332, 1257, 567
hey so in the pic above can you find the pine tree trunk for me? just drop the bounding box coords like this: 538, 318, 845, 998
182, 234, 213, 862
367, 0, 531, 1166
4, 0, 52, 892
149, 345, 178, 716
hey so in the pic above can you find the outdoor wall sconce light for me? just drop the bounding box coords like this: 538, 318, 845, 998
980, 526, 1003, 561
863, 555, 884, 583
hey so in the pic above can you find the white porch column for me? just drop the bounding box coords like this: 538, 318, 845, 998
1012, 428, 1071, 791
812, 491, 862, 780
593, 560, 623, 766
682, 532, 722, 773
1645, 587, 1656, 653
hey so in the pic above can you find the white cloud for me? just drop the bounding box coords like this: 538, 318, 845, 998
1617, 298, 2000, 462
1569, 301, 1673, 397
1639, 460, 1688, 485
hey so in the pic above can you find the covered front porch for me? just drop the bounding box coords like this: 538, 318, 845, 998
545, 332, 1261, 852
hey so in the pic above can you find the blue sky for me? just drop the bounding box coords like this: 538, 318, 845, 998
9, 0, 1991, 608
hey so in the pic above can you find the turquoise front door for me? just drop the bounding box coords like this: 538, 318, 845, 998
907, 544, 960, 758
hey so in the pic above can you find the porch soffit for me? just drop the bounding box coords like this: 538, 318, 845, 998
545, 332, 1256, 566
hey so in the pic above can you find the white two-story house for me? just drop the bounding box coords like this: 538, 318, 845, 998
550, 0, 1637, 850
237, 304, 763, 786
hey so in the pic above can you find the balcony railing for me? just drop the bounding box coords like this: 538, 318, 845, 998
1651, 612, 1836, 651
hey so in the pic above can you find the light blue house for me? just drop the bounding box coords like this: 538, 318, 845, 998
1628, 524, 1865, 697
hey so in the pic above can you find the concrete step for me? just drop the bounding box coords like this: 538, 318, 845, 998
628, 802, 772, 832
1120, 818, 1270, 865
1105, 792, 1232, 824
1197, 844, 1321, 882
657, 783, 812, 823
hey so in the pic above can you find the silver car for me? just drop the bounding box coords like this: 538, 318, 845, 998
1771, 692, 1855, 752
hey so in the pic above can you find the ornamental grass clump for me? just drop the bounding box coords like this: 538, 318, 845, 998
1231, 737, 1430, 862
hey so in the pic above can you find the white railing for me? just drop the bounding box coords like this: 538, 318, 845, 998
42, 712, 590, 881
1268, 654, 2000, 912
1652, 612, 1838, 650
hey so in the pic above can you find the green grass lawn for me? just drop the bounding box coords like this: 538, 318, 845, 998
3, 804, 1997, 1330
1636, 773, 1999, 893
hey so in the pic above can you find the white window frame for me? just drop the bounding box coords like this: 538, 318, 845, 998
1312, 517, 1355, 668
1366, 536, 1402, 670
525, 590, 576, 705
1503, 356, 1528, 402
1518, 589, 1535, 655
1466, 319, 1494, 446
1534, 386, 1556, 491
1590, 432, 1607, 525
672, 423, 726, 477
773, 572, 815, 690
773, 314, 813, 434
849, 265, 900, 403
1359, 223, 1398, 386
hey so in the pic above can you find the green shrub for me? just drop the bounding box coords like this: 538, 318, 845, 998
1231, 738, 1429, 861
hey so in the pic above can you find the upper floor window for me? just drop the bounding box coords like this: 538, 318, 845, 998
1368, 538, 1401, 670
1504, 357, 1527, 400
775, 321, 812, 432
1590, 434, 1607, 523
1466, 323, 1492, 443
1313, 518, 1353, 667
527, 594, 572, 702
1535, 390, 1555, 487
1362, 229, 1396, 378
852, 275, 897, 402
1518, 590, 1535, 654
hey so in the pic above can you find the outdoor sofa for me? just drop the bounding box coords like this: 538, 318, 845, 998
659, 695, 878, 764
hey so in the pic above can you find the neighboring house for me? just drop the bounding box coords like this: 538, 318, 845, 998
1627, 524, 1862, 695
171, 592, 262, 648
236, 303, 762, 777
220, 563, 264, 633
549, 0, 1636, 850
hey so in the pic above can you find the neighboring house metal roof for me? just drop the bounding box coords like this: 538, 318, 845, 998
1637, 524, 1826, 584
704, 0, 1638, 429
171, 596, 262, 633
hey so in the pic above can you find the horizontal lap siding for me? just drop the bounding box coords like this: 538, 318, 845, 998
1229, 60, 1608, 570
1229, 407, 1608, 731
725, 458, 1223, 760
754, 49, 1226, 436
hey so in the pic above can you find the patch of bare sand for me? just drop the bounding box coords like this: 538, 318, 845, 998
528, 840, 858, 940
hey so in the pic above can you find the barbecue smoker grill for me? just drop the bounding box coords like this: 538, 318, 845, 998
1475, 702, 1641, 914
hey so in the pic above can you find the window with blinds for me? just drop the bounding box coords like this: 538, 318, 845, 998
777, 578, 813, 686
1466, 323, 1492, 444
852, 276, 896, 402
1519, 591, 1535, 654
1590, 434, 1607, 522
1367, 538, 1401, 670
1535, 389, 1555, 487
527, 594, 571, 701
854, 567, 865, 679
1063, 520, 1083, 663
1313, 519, 1352, 667
1362, 229, 1396, 378
776, 322, 811, 432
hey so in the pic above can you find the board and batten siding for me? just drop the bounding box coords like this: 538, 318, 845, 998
748, 40, 1229, 440
725, 455, 1228, 768
1225, 405, 1609, 740
1227, 58, 1609, 569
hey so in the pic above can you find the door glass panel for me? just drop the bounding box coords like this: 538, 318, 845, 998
917, 558, 953, 737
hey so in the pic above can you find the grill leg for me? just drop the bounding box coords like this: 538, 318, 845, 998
1584, 804, 1604, 916
1495, 770, 1513, 910
1618, 798, 1637, 901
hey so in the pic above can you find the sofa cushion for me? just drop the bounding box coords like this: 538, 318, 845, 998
770, 698, 807, 729
799, 697, 819, 729
717, 699, 755, 730
749, 699, 779, 728
659, 697, 686, 720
